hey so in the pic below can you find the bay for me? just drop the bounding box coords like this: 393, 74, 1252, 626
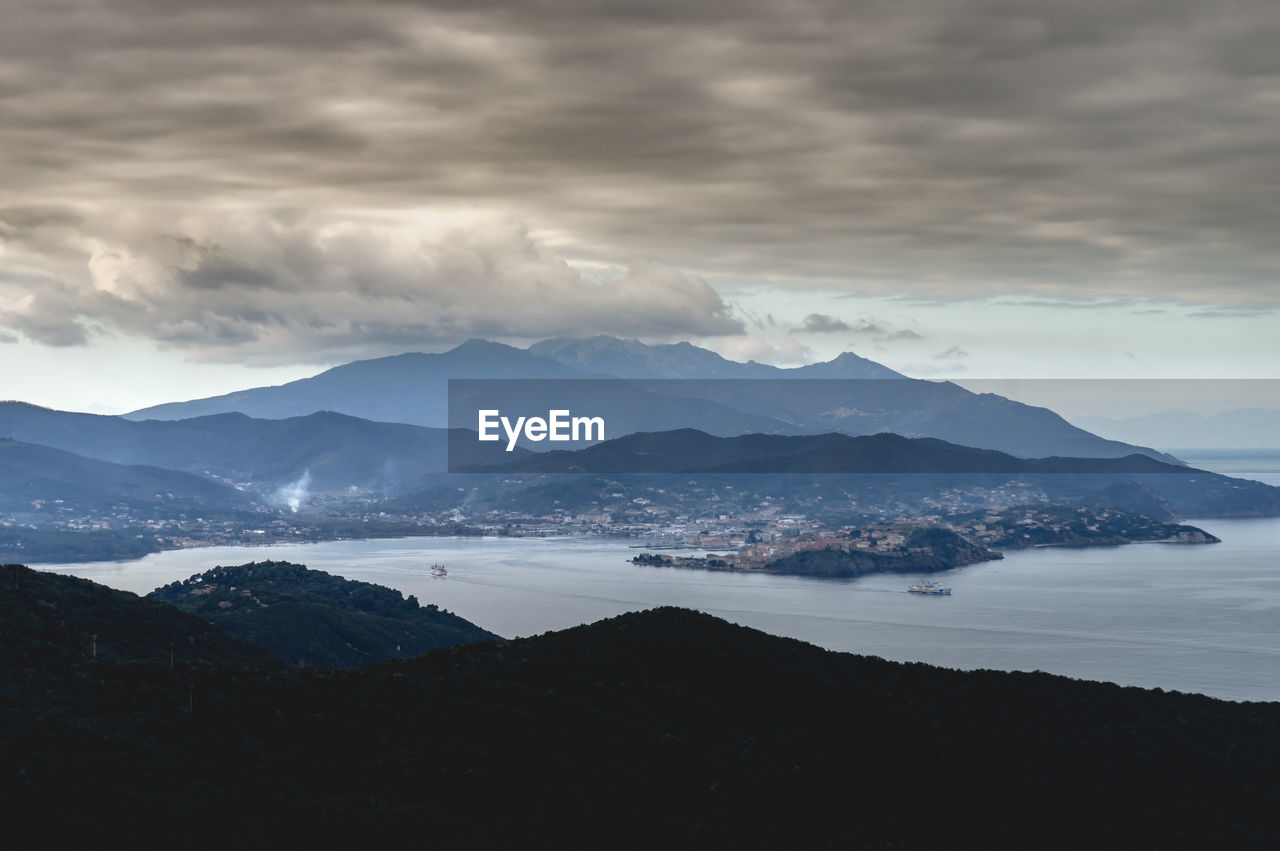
40, 513, 1280, 703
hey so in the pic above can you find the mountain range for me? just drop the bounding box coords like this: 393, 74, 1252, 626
438, 429, 1280, 519
459, 428, 1191, 475
527, 335, 903, 379
0, 437, 254, 519
0, 402, 531, 497
7, 338, 1279, 535
1074, 407, 1280, 450
126, 339, 587, 424
125, 336, 1173, 462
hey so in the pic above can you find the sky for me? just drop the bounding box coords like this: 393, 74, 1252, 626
2, 0, 1278, 414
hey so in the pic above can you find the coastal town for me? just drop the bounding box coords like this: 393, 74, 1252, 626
2, 484, 1219, 569
625, 504, 1216, 577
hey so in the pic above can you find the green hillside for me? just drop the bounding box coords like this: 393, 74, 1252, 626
149, 561, 501, 667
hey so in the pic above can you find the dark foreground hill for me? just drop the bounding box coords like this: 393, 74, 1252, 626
3, 568, 1278, 848
149, 561, 501, 666
0, 563, 282, 670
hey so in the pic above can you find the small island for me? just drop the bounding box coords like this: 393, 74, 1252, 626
634, 526, 1002, 578
631, 508, 1219, 580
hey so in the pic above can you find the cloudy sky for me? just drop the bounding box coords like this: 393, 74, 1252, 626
2, 0, 1278, 413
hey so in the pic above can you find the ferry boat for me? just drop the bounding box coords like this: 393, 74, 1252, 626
907, 580, 950, 595
430, 563, 447, 577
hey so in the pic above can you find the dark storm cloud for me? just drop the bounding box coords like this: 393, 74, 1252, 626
2, 0, 1278, 359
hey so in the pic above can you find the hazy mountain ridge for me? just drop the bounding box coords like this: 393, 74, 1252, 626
446, 378, 805, 442
0, 437, 256, 518
428, 431, 1280, 519
460, 428, 1188, 475
1074, 407, 1280, 450
0, 402, 532, 496
0, 337, 1215, 545
528, 334, 903, 379
631, 377, 1179, 461
0, 395, 1268, 546
126, 339, 585, 424
122, 336, 1174, 462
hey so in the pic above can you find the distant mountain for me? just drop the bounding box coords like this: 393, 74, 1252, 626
127, 339, 583, 424
0, 402, 528, 496
528, 335, 903, 379
149, 561, 500, 667
461, 428, 1190, 475
628, 378, 1178, 461
127, 336, 900, 427
120, 337, 1174, 462
0, 437, 255, 520
1073, 408, 1280, 450
445, 378, 803, 446
432, 429, 1280, 519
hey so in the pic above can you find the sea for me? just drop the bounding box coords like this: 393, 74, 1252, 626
39, 457, 1280, 703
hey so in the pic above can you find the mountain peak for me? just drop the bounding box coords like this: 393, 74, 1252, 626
791, 350, 903, 379
450, 338, 525, 355
530, 336, 775, 378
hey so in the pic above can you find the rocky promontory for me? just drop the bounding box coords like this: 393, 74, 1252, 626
633, 527, 1002, 579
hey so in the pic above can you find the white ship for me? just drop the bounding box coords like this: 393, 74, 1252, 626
430, 563, 447, 577
907, 580, 951, 595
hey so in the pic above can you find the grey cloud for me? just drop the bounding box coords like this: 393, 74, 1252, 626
0, 291, 90, 347
879, 329, 923, 341
937, 346, 970, 360
989, 297, 1143, 311
843, 318, 924, 342
848, 320, 887, 335
799, 313, 851, 333
0, 212, 743, 363
1187, 306, 1277, 318
2, 0, 1279, 357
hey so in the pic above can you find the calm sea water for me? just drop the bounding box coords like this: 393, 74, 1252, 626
1175, 450, 1280, 475
42, 503, 1280, 702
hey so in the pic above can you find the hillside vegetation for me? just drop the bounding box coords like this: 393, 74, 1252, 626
149, 560, 501, 667
3, 564, 1278, 848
